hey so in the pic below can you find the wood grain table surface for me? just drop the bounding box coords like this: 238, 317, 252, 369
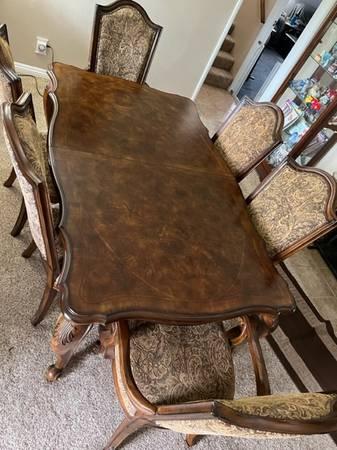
48, 63, 294, 325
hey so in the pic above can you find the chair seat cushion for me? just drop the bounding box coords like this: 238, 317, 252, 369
129, 322, 235, 405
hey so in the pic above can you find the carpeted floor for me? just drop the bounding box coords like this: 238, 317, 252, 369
0, 76, 335, 450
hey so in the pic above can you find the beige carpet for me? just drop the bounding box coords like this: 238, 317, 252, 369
0, 77, 334, 450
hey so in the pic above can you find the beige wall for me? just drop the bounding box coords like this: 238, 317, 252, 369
0, 0, 240, 98
231, 0, 277, 77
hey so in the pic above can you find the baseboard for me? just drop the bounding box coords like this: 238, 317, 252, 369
14, 62, 48, 79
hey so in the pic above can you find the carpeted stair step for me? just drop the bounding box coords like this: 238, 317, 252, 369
205, 67, 233, 90
213, 51, 235, 71
221, 35, 235, 53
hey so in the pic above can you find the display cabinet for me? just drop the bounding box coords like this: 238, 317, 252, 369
261, 6, 337, 172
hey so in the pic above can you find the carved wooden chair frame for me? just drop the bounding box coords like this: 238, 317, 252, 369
212, 96, 284, 182
102, 320, 337, 449
88, 0, 162, 84
0, 23, 23, 188
246, 158, 337, 262
2, 92, 61, 325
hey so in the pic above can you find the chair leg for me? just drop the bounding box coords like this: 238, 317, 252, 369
104, 417, 150, 450
186, 434, 199, 447
244, 315, 271, 396
31, 285, 58, 327
22, 240, 37, 258
10, 198, 27, 237
3, 168, 16, 187
46, 313, 92, 382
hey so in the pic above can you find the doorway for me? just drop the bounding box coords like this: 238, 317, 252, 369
238, 0, 323, 99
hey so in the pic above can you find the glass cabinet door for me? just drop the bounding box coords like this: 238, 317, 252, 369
268, 19, 337, 167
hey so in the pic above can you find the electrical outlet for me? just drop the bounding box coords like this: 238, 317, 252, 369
35, 36, 48, 56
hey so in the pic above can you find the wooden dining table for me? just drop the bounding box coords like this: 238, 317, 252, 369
46, 63, 294, 389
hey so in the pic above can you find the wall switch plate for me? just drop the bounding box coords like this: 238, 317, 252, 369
35, 36, 48, 55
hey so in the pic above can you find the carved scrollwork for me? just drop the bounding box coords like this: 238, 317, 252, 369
46, 313, 92, 382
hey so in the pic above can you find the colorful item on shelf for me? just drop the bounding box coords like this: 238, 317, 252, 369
320, 50, 333, 68
290, 78, 313, 97
268, 144, 290, 167
308, 83, 323, 98
288, 131, 300, 145
311, 98, 322, 111
314, 53, 321, 63
327, 60, 337, 78
281, 99, 301, 128
304, 95, 314, 105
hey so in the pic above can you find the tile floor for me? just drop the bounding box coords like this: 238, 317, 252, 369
196, 84, 337, 330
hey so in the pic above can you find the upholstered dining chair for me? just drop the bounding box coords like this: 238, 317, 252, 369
2, 92, 61, 325
0, 23, 23, 188
247, 158, 337, 262
104, 320, 337, 449
213, 96, 284, 182
89, 0, 162, 84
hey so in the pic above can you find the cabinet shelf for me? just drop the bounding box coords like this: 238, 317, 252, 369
264, 8, 337, 174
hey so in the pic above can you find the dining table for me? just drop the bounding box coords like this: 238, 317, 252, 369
45, 63, 295, 392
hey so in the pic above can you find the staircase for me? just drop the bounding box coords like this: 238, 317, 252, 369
205, 25, 235, 90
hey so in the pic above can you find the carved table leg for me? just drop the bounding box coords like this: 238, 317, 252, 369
227, 317, 247, 348
244, 315, 271, 396
228, 313, 279, 348
99, 323, 117, 360
46, 314, 92, 382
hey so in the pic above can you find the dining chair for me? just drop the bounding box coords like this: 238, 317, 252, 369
212, 96, 284, 182
104, 320, 337, 449
247, 158, 337, 262
89, 0, 162, 84
0, 23, 23, 188
2, 92, 61, 325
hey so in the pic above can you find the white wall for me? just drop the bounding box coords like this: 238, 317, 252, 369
0, 0, 240, 98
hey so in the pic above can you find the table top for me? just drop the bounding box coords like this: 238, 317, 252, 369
49, 63, 294, 325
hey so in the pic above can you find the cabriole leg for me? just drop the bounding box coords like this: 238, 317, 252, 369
11, 198, 27, 237
3, 168, 16, 187
46, 314, 92, 382
104, 417, 150, 450
244, 315, 271, 396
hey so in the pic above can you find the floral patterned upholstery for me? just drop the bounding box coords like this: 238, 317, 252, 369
14, 113, 57, 201
0, 70, 13, 105
2, 111, 59, 260
219, 393, 337, 420
0, 35, 15, 70
94, 6, 157, 82
156, 393, 337, 438
129, 322, 235, 406
248, 165, 333, 258
0, 36, 15, 105
214, 101, 281, 178
3, 125, 47, 260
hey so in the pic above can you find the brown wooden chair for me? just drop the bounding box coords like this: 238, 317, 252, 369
212, 96, 284, 182
0, 23, 23, 188
247, 158, 337, 262
104, 320, 337, 449
2, 92, 61, 325
89, 0, 162, 84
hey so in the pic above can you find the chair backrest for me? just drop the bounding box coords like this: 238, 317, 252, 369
0, 24, 22, 104
247, 158, 337, 261
213, 96, 284, 181
89, 0, 162, 84
2, 92, 58, 269
155, 392, 337, 438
